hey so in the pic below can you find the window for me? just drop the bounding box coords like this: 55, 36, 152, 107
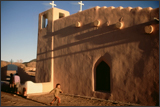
42, 14, 48, 28
59, 13, 65, 18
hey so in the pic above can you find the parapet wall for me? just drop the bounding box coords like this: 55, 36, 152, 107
54, 6, 159, 30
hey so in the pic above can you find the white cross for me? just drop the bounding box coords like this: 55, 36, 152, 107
49, 1, 56, 8
78, 1, 84, 12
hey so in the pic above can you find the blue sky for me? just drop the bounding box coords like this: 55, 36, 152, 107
1, 1, 159, 62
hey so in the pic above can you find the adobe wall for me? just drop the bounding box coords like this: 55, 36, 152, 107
35, 8, 53, 82
1, 65, 35, 84
1, 66, 7, 81
35, 8, 70, 83
52, 7, 159, 106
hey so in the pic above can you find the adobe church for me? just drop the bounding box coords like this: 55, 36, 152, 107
35, 6, 159, 106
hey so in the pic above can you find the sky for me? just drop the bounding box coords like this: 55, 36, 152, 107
1, 1, 159, 62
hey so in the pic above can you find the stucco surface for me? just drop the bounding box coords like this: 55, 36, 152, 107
35, 8, 53, 82
36, 8, 69, 83
25, 81, 43, 94
36, 7, 159, 105
1, 66, 7, 81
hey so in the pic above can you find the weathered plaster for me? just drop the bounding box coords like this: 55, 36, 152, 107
36, 7, 159, 106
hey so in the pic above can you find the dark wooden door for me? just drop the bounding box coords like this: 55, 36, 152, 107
96, 61, 110, 92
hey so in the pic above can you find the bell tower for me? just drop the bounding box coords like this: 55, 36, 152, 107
36, 7, 70, 86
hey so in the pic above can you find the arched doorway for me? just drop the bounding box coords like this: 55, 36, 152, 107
7, 64, 18, 71
6, 64, 17, 81
96, 61, 110, 92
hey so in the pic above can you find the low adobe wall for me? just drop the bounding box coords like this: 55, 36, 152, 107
1, 65, 35, 84
24, 81, 53, 95
1, 65, 53, 95
1, 66, 7, 81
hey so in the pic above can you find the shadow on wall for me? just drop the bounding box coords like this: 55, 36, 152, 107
35, 59, 51, 82
1, 65, 35, 84
1, 66, 7, 81
39, 20, 158, 60
17, 67, 35, 84
53, 20, 157, 51
44, 22, 94, 39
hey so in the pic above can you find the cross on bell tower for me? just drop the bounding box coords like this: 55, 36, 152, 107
49, 1, 57, 8
78, 1, 84, 12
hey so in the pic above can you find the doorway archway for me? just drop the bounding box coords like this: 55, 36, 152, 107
95, 61, 110, 92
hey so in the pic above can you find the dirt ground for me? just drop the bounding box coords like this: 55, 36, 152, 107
1, 69, 139, 106
1, 91, 45, 106
1, 91, 140, 106
1, 70, 140, 106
